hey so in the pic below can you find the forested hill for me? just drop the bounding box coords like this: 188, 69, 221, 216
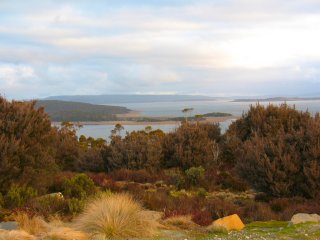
44, 94, 216, 104
35, 100, 130, 122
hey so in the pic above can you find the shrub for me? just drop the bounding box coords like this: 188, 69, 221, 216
62, 174, 96, 199
102, 129, 164, 172
191, 210, 213, 226
0, 193, 3, 209
161, 215, 199, 230
109, 169, 161, 183
270, 198, 290, 213
217, 171, 248, 192
168, 173, 185, 190
49, 172, 76, 192
0, 97, 57, 193
197, 188, 208, 198
206, 198, 239, 220
66, 198, 85, 216
28, 195, 67, 219
185, 166, 205, 187
75, 193, 157, 239
87, 173, 110, 188
142, 191, 174, 212
162, 123, 220, 170
241, 202, 278, 222
254, 192, 272, 202
227, 104, 320, 198
5, 184, 38, 208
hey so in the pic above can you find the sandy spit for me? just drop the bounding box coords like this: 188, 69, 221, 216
52, 116, 239, 126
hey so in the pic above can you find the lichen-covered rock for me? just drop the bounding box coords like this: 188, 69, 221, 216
291, 213, 320, 224
208, 214, 245, 231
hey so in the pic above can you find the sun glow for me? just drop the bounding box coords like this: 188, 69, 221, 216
221, 15, 320, 69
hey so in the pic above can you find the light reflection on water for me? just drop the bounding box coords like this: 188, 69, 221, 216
75, 119, 235, 140
57, 99, 320, 140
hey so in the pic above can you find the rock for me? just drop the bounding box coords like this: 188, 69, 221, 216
45, 192, 64, 199
37, 192, 64, 201
291, 213, 320, 224
0, 221, 18, 230
209, 214, 245, 231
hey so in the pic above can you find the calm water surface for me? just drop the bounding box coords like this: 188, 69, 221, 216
77, 100, 320, 139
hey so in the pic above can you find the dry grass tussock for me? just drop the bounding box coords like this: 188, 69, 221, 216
13, 213, 49, 235
8, 213, 89, 240
75, 193, 158, 239
0, 229, 36, 240
42, 227, 88, 240
160, 215, 200, 230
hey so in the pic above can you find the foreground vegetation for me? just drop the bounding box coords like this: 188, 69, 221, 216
1, 95, 320, 238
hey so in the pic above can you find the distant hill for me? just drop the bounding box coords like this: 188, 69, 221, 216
233, 97, 320, 102
44, 94, 216, 104
35, 100, 130, 122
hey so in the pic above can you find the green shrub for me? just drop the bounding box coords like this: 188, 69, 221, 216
5, 184, 38, 208
171, 174, 185, 190
197, 188, 208, 198
62, 173, 96, 199
185, 166, 205, 186
66, 198, 85, 216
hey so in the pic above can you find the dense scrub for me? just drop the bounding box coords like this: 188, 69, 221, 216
0, 97, 57, 193
226, 104, 320, 198
1, 95, 320, 225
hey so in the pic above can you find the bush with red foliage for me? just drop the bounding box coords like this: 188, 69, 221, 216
191, 210, 212, 226
49, 171, 76, 193
216, 171, 248, 192
87, 172, 110, 188
206, 198, 240, 220
227, 104, 320, 198
109, 169, 164, 183
270, 198, 290, 213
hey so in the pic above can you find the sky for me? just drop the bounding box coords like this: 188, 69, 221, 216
1, 0, 320, 99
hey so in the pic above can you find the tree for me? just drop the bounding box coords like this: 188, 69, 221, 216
0, 97, 57, 193
182, 108, 194, 123
55, 121, 81, 171
102, 129, 164, 172
111, 123, 124, 137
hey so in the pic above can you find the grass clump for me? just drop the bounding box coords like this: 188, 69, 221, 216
42, 227, 89, 240
161, 215, 200, 230
75, 193, 158, 239
13, 213, 49, 235
0, 229, 36, 240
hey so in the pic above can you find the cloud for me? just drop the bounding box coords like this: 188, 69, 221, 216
0, 0, 320, 99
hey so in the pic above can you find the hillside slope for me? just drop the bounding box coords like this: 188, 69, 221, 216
45, 94, 216, 104
36, 100, 130, 122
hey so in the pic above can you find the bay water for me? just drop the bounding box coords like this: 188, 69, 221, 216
77, 99, 320, 139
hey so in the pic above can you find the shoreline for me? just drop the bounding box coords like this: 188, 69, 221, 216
52, 116, 239, 126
